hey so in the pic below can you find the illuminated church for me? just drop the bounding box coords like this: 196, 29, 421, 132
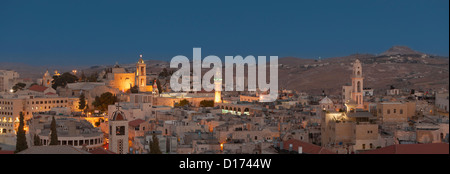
342, 59, 365, 110
106, 55, 154, 93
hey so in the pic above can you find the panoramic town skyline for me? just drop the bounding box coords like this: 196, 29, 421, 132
0, 2, 448, 170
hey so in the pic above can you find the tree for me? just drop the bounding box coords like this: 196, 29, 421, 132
158, 68, 170, 78
87, 72, 99, 82
12, 83, 26, 93
156, 78, 162, 92
92, 92, 118, 112
80, 71, 86, 82
34, 134, 42, 146
149, 133, 162, 154
49, 116, 58, 145
78, 93, 86, 112
52, 72, 78, 89
130, 85, 139, 93
15, 112, 28, 153
174, 99, 190, 107
200, 100, 214, 107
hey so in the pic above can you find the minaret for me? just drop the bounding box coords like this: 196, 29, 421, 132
109, 103, 129, 154
42, 70, 53, 88
214, 68, 222, 103
136, 54, 147, 92
351, 59, 364, 109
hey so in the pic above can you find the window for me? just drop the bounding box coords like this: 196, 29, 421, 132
400, 109, 403, 114
393, 109, 396, 114
370, 143, 373, 149
362, 144, 366, 150
387, 109, 390, 114
116, 126, 125, 135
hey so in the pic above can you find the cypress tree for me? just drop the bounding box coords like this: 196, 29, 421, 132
15, 112, 28, 153
34, 134, 42, 146
149, 133, 162, 154
49, 116, 58, 145
78, 93, 86, 112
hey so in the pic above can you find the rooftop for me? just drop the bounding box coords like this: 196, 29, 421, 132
360, 143, 449, 154
280, 139, 335, 154
28, 85, 48, 92
17, 145, 91, 154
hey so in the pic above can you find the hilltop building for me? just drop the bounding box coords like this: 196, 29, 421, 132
105, 55, 153, 93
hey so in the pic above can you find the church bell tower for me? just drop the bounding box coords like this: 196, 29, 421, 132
42, 70, 53, 88
136, 54, 147, 92
351, 59, 364, 109
109, 104, 129, 154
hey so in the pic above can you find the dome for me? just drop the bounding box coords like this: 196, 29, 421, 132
138, 54, 144, 64
111, 110, 126, 121
319, 96, 333, 104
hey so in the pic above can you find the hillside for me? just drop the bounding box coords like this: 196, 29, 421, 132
1, 46, 448, 96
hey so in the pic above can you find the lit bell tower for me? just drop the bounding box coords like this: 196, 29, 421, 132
351, 59, 364, 109
136, 54, 147, 92
42, 70, 53, 88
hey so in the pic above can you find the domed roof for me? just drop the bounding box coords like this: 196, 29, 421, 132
319, 96, 333, 104
111, 109, 126, 121
138, 54, 144, 64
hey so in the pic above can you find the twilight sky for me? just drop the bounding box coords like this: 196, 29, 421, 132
0, 0, 448, 66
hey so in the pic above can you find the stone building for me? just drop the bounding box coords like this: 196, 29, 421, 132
376, 101, 415, 123
28, 114, 104, 151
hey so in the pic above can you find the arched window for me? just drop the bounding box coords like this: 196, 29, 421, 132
357, 81, 361, 92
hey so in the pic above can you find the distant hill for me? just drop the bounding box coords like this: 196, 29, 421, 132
1, 46, 448, 95
380, 46, 425, 56
0, 62, 84, 79
276, 47, 448, 95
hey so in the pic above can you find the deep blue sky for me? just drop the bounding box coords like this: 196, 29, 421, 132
0, 0, 448, 66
